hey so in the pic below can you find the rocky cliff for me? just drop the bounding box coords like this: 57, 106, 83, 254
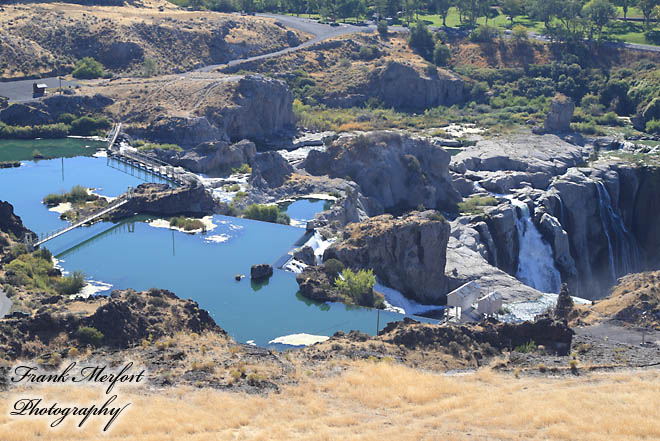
0, 200, 34, 243
302, 131, 461, 213
324, 211, 450, 304
98, 74, 295, 147
447, 132, 660, 300
323, 62, 464, 111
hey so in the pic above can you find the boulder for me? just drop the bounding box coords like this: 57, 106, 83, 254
324, 211, 450, 304
295, 267, 343, 303
175, 140, 256, 174
543, 95, 574, 133
293, 245, 316, 266
250, 264, 273, 280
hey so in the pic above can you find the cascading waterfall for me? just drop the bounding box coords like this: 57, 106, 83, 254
593, 181, 642, 282
510, 198, 562, 293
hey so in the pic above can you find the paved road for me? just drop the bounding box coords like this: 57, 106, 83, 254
0, 286, 11, 318
193, 14, 375, 73
0, 77, 78, 103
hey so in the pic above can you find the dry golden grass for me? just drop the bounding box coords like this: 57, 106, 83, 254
1, 362, 658, 440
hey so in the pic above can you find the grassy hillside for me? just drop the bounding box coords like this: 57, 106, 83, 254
0, 362, 658, 440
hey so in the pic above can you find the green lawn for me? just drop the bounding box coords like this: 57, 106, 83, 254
418, 7, 660, 46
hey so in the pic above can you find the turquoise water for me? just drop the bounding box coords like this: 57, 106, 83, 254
281, 199, 330, 226
0, 155, 426, 347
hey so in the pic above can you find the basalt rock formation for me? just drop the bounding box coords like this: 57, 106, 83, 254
0, 289, 221, 359
303, 131, 461, 213
324, 211, 450, 304
0, 94, 113, 126
0, 200, 34, 242
112, 183, 216, 219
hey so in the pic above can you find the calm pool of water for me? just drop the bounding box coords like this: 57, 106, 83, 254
0, 152, 431, 347
0, 138, 106, 163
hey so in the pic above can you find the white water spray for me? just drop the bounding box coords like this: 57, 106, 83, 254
510, 199, 562, 293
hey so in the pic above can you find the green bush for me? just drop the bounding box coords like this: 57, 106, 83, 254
169, 216, 206, 232
334, 268, 383, 308
358, 45, 380, 60
470, 25, 499, 43
232, 163, 252, 174
72, 57, 105, 79
646, 119, 660, 134
77, 326, 104, 347
43, 185, 95, 206
323, 258, 345, 278
433, 43, 451, 67
514, 340, 537, 353
457, 196, 498, 215
56, 271, 86, 295
136, 142, 182, 152
243, 204, 290, 225
69, 116, 111, 136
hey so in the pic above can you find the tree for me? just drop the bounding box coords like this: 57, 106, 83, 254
583, 0, 616, 41
433, 42, 452, 65
334, 268, 378, 307
378, 19, 389, 37
72, 57, 105, 79
408, 21, 435, 61
527, 0, 561, 31
638, 0, 660, 28
432, 0, 453, 26
613, 0, 638, 20
512, 24, 529, 42
501, 0, 523, 27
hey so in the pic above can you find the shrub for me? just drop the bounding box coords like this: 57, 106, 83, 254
514, 340, 537, 353
512, 25, 528, 42
72, 57, 105, 79
358, 45, 380, 60
323, 258, 344, 278
334, 268, 383, 308
69, 116, 111, 136
471, 25, 499, 43
56, 270, 86, 295
243, 204, 289, 225
169, 216, 206, 232
433, 42, 451, 67
457, 196, 498, 215
231, 163, 252, 174
646, 119, 660, 134
77, 326, 104, 347
137, 142, 182, 152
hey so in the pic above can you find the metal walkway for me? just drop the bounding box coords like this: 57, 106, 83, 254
33, 196, 130, 247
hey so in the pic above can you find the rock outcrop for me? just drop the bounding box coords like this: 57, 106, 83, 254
0, 289, 221, 359
0, 94, 113, 126
0, 201, 34, 242
543, 95, 575, 133
324, 62, 464, 111
380, 315, 574, 355
124, 74, 295, 147
324, 211, 450, 304
249, 151, 294, 188
150, 140, 257, 174
303, 132, 461, 213
112, 183, 216, 219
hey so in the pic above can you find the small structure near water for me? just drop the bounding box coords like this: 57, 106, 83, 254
32, 82, 47, 97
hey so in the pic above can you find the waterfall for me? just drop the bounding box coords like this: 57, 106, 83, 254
594, 181, 641, 282
510, 199, 562, 293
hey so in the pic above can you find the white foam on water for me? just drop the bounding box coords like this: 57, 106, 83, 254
205, 234, 230, 243
268, 333, 330, 346
374, 281, 444, 316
